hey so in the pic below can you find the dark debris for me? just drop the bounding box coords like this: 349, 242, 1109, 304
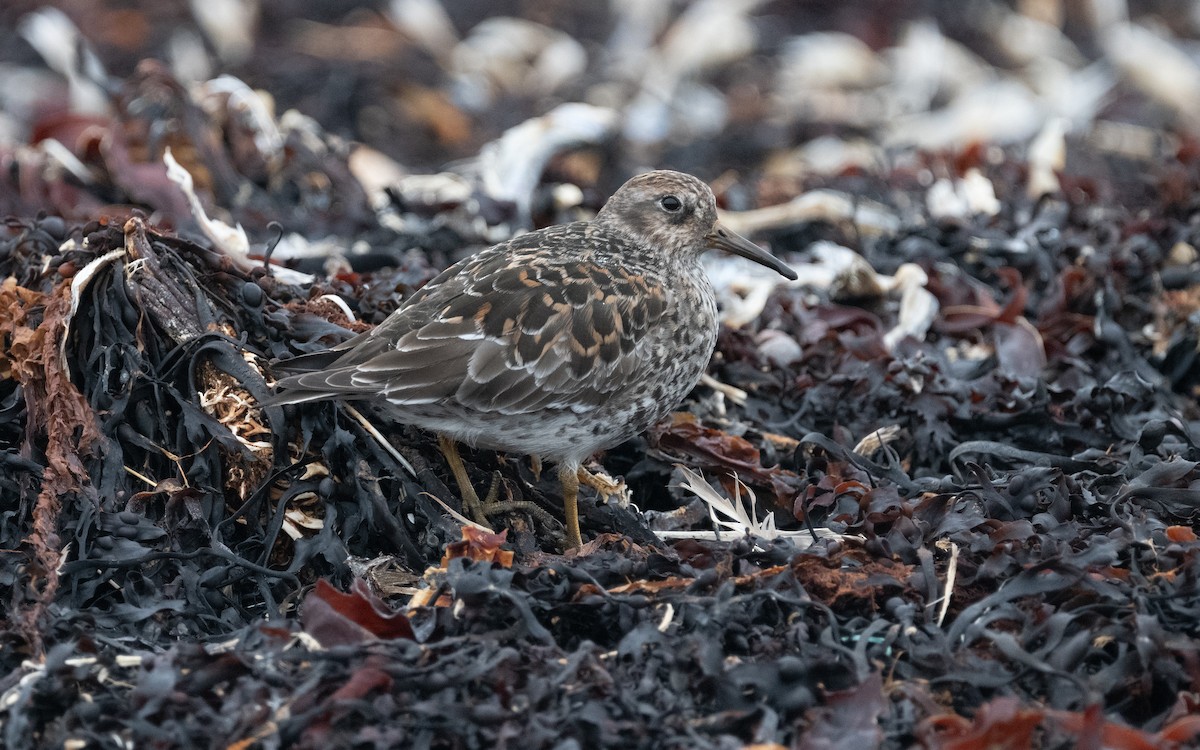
3, 2, 1200, 749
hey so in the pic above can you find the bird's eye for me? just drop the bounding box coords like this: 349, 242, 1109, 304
659, 195, 683, 212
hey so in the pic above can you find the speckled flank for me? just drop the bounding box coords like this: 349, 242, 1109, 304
273, 170, 788, 471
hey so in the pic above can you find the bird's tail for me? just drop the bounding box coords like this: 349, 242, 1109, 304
265, 349, 357, 407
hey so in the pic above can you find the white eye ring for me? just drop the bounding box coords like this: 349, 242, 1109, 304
659, 195, 683, 212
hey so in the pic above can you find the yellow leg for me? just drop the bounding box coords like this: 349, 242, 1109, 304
437, 434, 485, 524
558, 463, 583, 550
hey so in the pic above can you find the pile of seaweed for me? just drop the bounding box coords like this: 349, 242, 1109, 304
3, 2, 1200, 748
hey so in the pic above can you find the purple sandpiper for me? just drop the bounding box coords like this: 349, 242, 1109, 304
271, 170, 797, 549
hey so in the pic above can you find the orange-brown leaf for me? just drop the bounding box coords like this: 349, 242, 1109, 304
442, 526, 514, 567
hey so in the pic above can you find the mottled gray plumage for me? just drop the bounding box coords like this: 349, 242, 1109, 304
272, 170, 796, 547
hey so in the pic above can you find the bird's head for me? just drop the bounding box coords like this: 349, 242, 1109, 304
594, 170, 796, 280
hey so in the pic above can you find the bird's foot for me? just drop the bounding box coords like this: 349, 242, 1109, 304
458, 477, 491, 527
437, 434, 492, 526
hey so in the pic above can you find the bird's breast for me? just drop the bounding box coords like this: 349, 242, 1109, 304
608, 268, 719, 426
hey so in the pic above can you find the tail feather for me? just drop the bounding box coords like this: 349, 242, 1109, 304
268, 328, 379, 407
270, 348, 346, 376
267, 350, 365, 407
260, 387, 339, 408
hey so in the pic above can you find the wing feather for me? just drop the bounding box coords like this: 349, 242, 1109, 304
271, 223, 671, 415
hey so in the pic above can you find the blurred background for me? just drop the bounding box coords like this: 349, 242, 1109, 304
5, 8, 1200, 745
2, 0, 1200, 241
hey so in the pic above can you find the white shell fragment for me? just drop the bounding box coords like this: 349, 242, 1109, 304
476, 103, 619, 223
926, 169, 1001, 220
163, 147, 252, 265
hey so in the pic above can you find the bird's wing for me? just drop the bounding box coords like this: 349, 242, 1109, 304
272, 225, 670, 415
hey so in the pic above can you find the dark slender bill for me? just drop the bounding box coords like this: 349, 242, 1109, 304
705, 222, 797, 280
